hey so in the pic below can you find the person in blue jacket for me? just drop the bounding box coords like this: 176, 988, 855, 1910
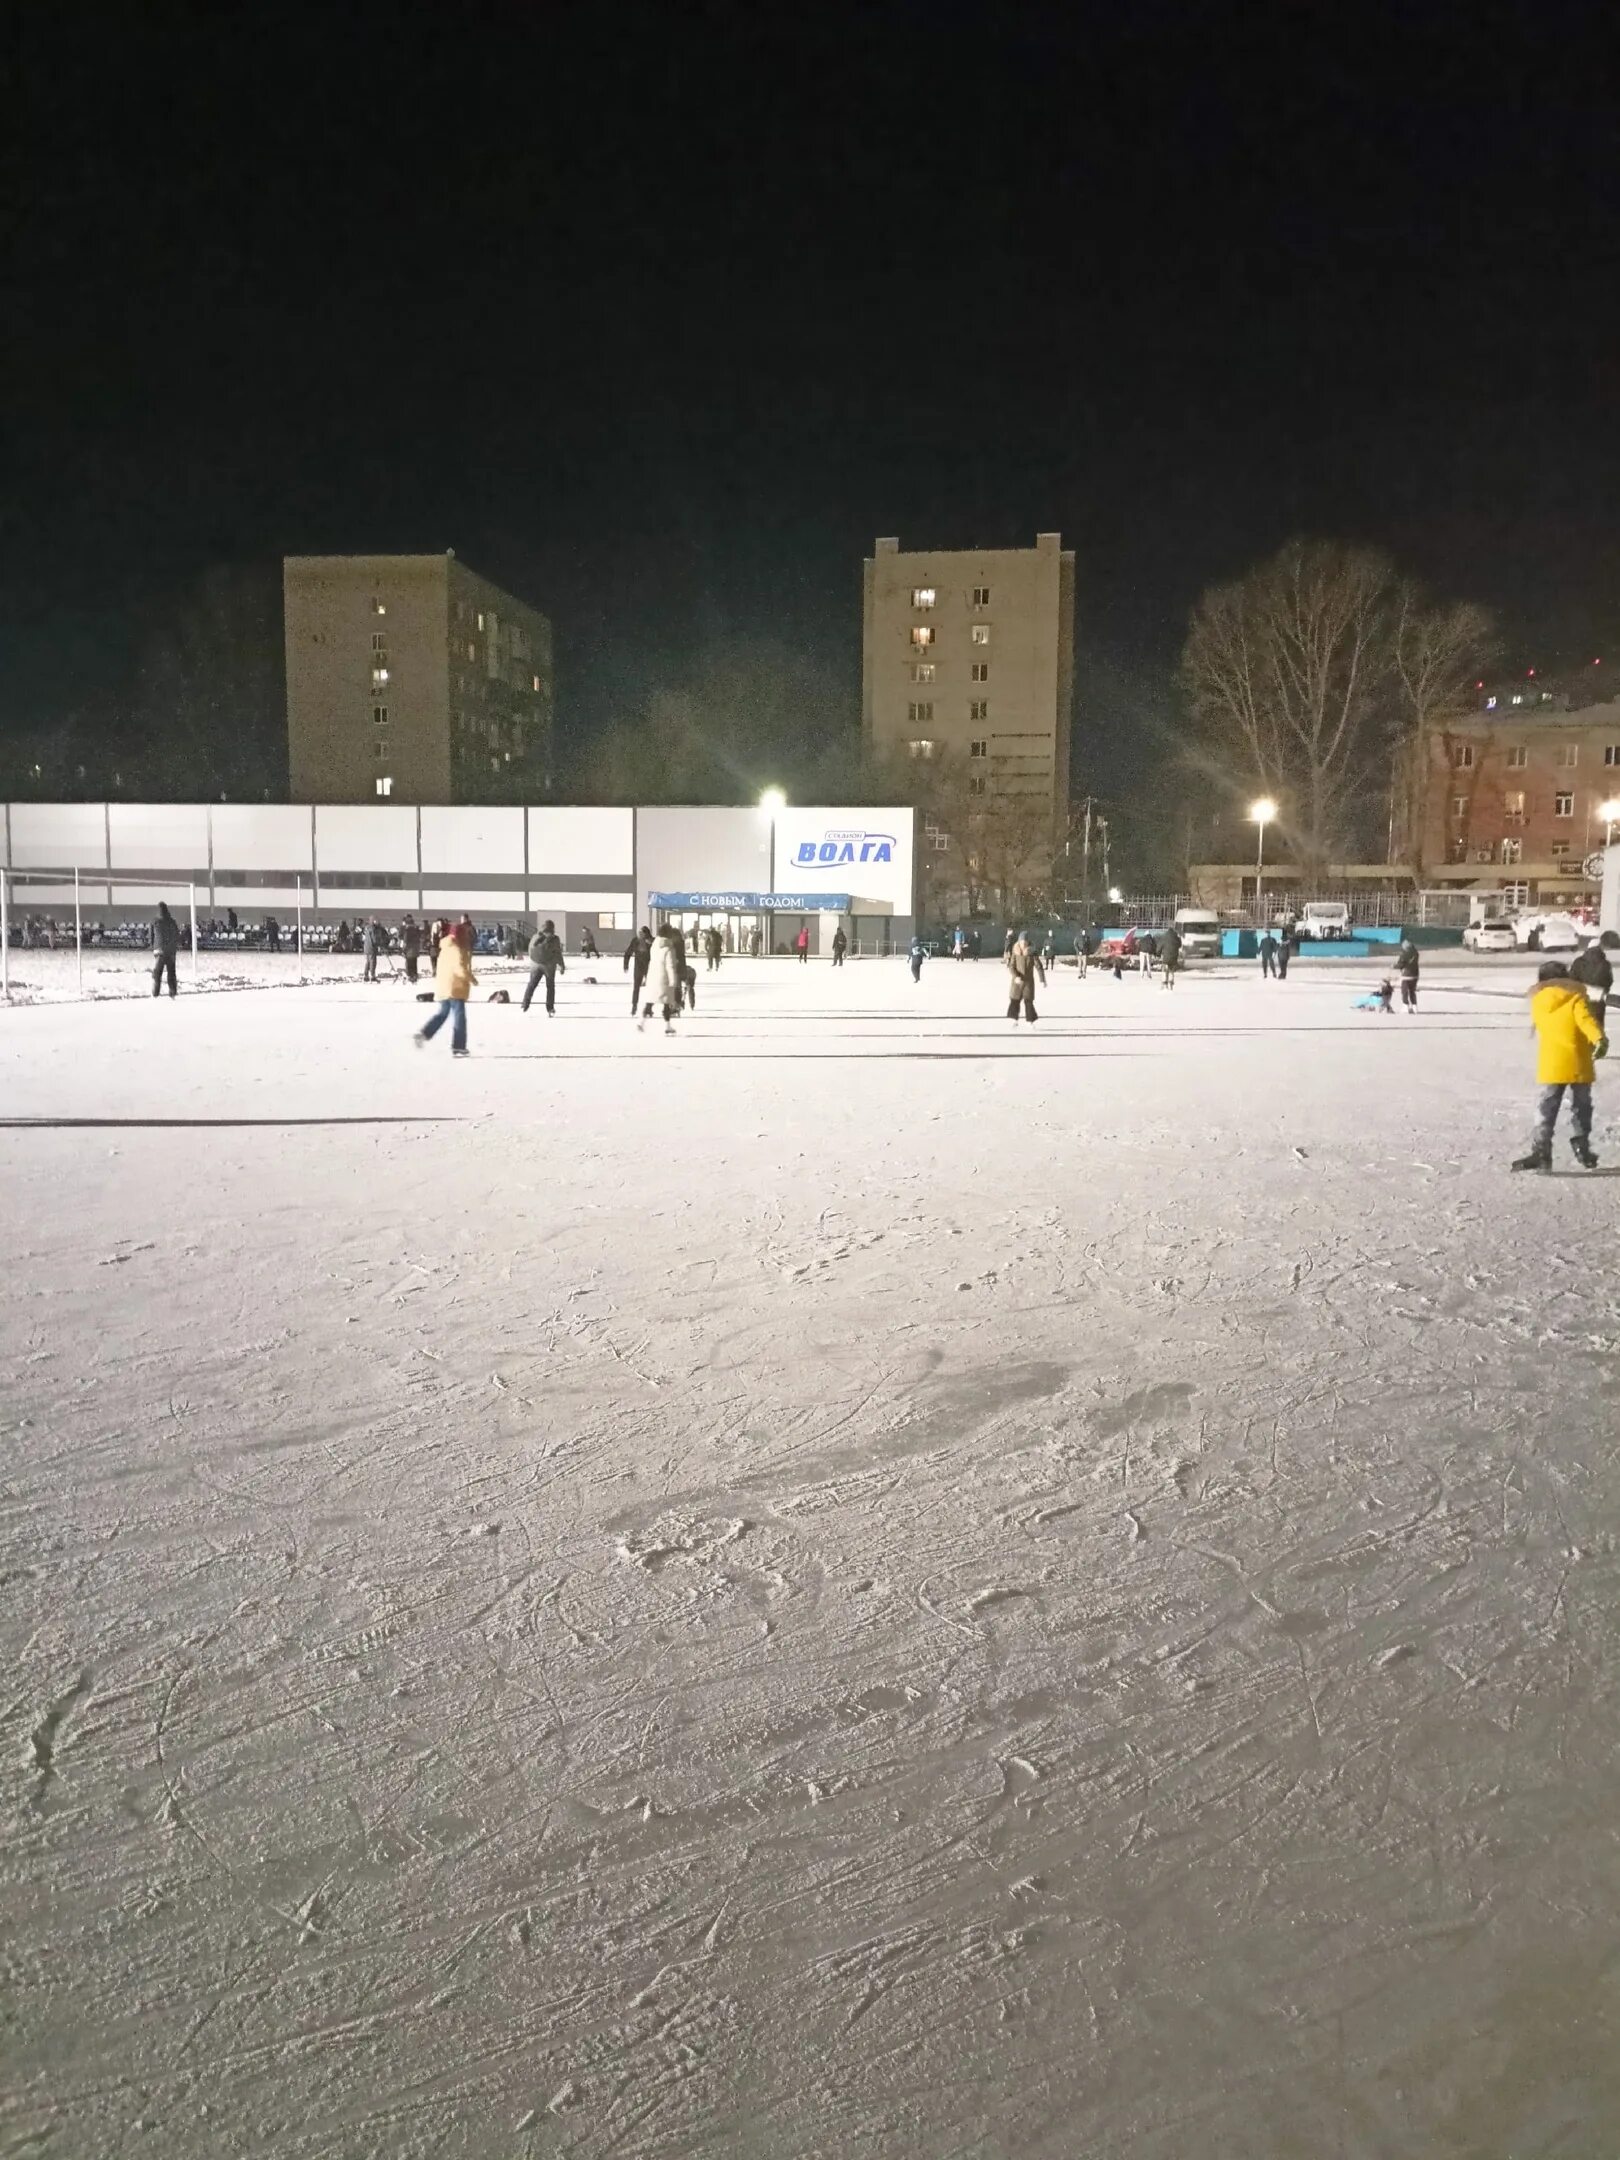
909, 932, 928, 984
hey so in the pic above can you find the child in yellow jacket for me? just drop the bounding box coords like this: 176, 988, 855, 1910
1513, 960, 1607, 1171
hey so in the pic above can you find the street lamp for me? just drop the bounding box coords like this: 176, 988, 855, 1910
758, 789, 787, 952
1107, 885, 1123, 905
1249, 797, 1278, 921
1599, 797, 1620, 846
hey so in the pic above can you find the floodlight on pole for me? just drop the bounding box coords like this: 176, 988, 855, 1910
758, 787, 787, 817
1249, 796, 1278, 919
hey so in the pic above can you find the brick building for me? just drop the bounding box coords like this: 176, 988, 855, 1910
1416, 698, 1620, 906
285, 553, 553, 805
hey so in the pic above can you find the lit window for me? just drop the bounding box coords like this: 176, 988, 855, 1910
477, 612, 485, 631
972, 586, 991, 606
466, 641, 476, 661
911, 625, 935, 649
970, 739, 988, 759
1554, 792, 1574, 817
1510, 694, 1524, 706
1484, 695, 1497, 709
532, 674, 541, 693
372, 704, 388, 725
1506, 745, 1527, 768
911, 586, 936, 609
970, 700, 989, 722
971, 625, 990, 646
373, 598, 386, 615
1559, 743, 1579, 767
971, 662, 988, 683
1504, 792, 1525, 825
907, 739, 935, 760
376, 776, 393, 798
968, 774, 987, 796
372, 631, 387, 651
1452, 743, 1475, 769
911, 662, 935, 683
1500, 837, 1521, 864
372, 667, 389, 687
907, 701, 934, 723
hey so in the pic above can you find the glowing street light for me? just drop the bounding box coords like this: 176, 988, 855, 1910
1249, 797, 1278, 920
758, 787, 787, 817
1107, 885, 1123, 905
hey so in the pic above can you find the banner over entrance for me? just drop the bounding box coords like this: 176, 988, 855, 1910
647, 891, 852, 912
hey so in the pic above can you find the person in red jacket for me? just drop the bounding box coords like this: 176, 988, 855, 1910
795, 923, 810, 965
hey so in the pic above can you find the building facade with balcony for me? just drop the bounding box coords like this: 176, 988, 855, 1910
1415, 700, 1620, 906
285, 553, 553, 806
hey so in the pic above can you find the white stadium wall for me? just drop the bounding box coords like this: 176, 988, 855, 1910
1, 802, 913, 934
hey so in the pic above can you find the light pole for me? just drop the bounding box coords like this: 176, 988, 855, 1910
758, 787, 786, 956
1249, 797, 1278, 922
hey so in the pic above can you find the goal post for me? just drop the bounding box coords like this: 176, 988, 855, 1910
1, 869, 199, 1004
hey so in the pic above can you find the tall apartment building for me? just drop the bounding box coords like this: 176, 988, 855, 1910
284, 553, 553, 805
862, 532, 1074, 831
1417, 698, 1620, 906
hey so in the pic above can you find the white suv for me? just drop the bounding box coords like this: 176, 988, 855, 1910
1299, 901, 1351, 940
1463, 918, 1517, 953
1516, 913, 1581, 952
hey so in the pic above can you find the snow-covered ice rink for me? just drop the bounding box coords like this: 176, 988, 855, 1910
3, 952, 1617, 2158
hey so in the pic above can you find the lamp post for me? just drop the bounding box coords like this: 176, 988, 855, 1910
758, 787, 786, 956
1249, 797, 1278, 922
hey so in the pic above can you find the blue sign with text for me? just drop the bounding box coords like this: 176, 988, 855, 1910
647, 891, 852, 912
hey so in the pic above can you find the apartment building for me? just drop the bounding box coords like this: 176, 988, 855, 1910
285, 553, 553, 805
862, 532, 1074, 832
1417, 699, 1620, 906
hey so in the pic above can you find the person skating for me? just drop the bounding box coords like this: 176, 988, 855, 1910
795, 923, 811, 965
415, 919, 476, 1056
1570, 929, 1617, 1026
1511, 960, 1606, 1170
908, 931, 927, 984
523, 919, 565, 1014
1158, 924, 1182, 989
151, 902, 181, 998
1395, 931, 1420, 1012
639, 925, 683, 1034
400, 913, 421, 983
831, 926, 848, 968
1259, 929, 1278, 979
580, 928, 599, 961
953, 926, 966, 961
363, 916, 385, 983
624, 924, 653, 1014
264, 915, 280, 953
1276, 927, 1293, 981
1006, 930, 1044, 1022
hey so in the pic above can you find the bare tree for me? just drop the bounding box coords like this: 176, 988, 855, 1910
1180, 539, 1398, 873
1388, 588, 1496, 870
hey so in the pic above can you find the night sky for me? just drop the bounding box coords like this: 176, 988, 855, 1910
11, 3, 1620, 799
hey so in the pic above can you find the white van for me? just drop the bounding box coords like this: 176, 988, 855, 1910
1300, 901, 1351, 940
1172, 907, 1223, 958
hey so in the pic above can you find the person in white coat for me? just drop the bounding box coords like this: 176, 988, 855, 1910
639, 927, 683, 1035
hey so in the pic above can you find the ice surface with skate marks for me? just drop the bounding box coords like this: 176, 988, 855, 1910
1, 952, 1618, 2158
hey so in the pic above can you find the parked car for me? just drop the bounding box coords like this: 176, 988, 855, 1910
1516, 912, 1582, 952
1172, 907, 1223, 958
1463, 917, 1518, 953
1299, 901, 1351, 940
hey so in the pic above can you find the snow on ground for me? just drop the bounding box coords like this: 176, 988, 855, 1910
2, 953, 1617, 2158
